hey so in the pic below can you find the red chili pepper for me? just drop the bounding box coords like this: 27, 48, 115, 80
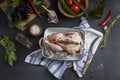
28, 0, 42, 18
100, 10, 112, 27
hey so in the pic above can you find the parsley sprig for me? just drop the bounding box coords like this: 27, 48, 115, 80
0, 35, 17, 66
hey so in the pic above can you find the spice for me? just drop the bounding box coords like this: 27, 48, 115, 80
94, 0, 106, 18
15, 33, 32, 48
29, 24, 42, 37
31, 26, 40, 34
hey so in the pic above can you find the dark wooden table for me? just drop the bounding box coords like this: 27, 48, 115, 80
0, 0, 120, 80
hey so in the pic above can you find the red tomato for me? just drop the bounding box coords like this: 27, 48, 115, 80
66, 0, 73, 6
77, 0, 82, 4
71, 4, 80, 14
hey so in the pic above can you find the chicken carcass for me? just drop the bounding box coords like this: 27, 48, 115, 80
44, 40, 63, 51
44, 32, 82, 54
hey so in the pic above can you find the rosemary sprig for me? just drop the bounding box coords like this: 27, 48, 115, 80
100, 15, 120, 48
56, 40, 80, 45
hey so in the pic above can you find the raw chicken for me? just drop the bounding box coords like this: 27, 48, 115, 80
44, 32, 82, 54
47, 33, 65, 42
44, 40, 63, 51
57, 32, 82, 44
66, 32, 82, 42
58, 43, 80, 54
64, 44, 80, 54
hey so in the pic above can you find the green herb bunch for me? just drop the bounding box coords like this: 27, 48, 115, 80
33, 0, 45, 12
7, 0, 45, 31
0, 35, 17, 66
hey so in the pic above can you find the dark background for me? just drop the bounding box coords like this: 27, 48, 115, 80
0, 0, 120, 80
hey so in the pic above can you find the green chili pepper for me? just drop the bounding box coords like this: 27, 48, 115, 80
59, 0, 77, 16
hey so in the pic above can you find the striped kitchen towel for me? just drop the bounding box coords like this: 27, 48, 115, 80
25, 17, 103, 79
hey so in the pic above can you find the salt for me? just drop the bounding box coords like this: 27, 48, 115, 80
29, 24, 42, 37
31, 25, 40, 34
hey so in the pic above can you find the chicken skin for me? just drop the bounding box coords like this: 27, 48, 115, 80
44, 40, 63, 51
47, 33, 65, 42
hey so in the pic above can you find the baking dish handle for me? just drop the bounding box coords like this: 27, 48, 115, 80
39, 37, 43, 48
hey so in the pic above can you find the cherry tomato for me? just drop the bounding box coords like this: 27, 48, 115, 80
71, 4, 80, 14
77, 0, 82, 4
65, 0, 73, 6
